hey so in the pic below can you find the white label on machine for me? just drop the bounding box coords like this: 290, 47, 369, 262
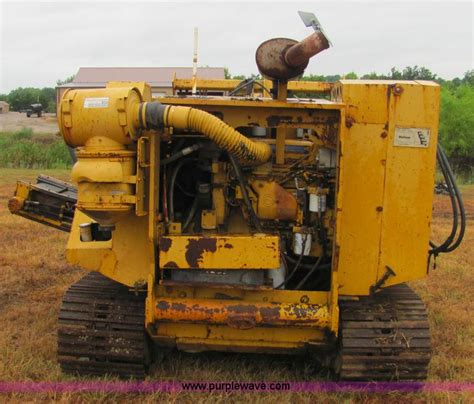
83, 97, 109, 108
394, 127, 430, 148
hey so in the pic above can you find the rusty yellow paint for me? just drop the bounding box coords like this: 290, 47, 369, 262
154, 297, 330, 328
334, 80, 440, 295
172, 78, 333, 94
159, 234, 280, 269
49, 77, 441, 357
158, 96, 342, 145
275, 127, 286, 164
156, 283, 329, 304
161, 95, 342, 110
151, 323, 327, 353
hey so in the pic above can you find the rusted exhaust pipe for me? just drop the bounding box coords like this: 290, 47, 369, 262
255, 11, 330, 81
284, 31, 329, 68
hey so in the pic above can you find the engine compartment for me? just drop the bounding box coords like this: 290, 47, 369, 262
159, 116, 338, 291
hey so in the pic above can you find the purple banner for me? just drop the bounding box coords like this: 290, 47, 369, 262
0, 381, 473, 393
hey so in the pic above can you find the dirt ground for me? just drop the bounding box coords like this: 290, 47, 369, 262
0, 112, 58, 134
0, 168, 472, 402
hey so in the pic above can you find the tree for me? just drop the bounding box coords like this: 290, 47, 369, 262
344, 72, 358, 79
439, 84, 474, 176
39, 88, 55, 108
7, 87, 41, 111
56, 75, 75, 86
462, 70, 474, 86
400, 66, 437, 80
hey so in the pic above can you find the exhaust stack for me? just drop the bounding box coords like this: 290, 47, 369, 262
255, 11, 331, 81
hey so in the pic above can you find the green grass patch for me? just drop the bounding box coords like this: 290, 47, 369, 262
0, 129, 72, 169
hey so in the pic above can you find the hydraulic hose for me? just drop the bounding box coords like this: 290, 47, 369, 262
429, 145, 466, 256
160, 144, 202, 165
228, 153, 263, 232
141, 102, 272, 164
168, 158, 197, 222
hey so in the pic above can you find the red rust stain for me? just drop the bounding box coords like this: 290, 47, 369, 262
266, 115, 294, 127
185, 237, 217, 268
227, 314, 257, 330
273, 183, 297, 220
227, 304, 258, 315
163, 261, 178, 268
345, 116, 355, 128
159, 237, 173, 252
170, 303, 187, 312
259, 306, 280, 322
156, 301, 170, 310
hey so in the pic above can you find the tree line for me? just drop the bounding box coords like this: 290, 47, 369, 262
0, 76, 74, 113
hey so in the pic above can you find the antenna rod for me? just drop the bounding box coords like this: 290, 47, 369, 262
192, 27, 198, 95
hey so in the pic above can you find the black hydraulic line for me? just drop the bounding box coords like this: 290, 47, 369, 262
176, 181, 196, 197
168, 158, 197, 222
182, 197, 199, 231
429, 145, 466, 256
295, 255, 323, 290
429, 147, 458, 252
252, 81, 274, 97
228, 153, 263, 232
229, 79, 273, 97
229, 79, 254, 96
284, 253, 319, 270
275, 236, 308, 290
296, 261, 331, 290
161, 144, 202, 165
437, 146, 466, 252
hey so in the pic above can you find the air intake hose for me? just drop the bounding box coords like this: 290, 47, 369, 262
141, 102, 272, 164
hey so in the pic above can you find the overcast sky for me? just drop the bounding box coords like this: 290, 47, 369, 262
0, 0, 472, 93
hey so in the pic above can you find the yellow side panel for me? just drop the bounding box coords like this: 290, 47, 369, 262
159, 234, 280, 269
335, 123, 387, 292
67, 210, 152, 287
335, 80, 440, 295
380, 83, 439, 286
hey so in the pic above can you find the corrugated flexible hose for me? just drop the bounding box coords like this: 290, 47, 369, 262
141, 102, 272, 164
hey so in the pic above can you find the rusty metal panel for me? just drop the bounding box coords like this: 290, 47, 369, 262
154, 297, 330, 329
172, 78, 333, 93
159, 234, 280, 269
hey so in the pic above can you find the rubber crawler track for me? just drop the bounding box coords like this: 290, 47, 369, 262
58, 272, 150, 379
338, 283, 431, 380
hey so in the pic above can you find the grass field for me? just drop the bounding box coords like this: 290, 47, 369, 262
0, 167, 472, 402
0, 130, 71, 170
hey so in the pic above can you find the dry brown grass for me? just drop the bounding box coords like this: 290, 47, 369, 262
0, 168, 472, 403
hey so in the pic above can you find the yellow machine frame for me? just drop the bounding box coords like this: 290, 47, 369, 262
13, 78, 439, 354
